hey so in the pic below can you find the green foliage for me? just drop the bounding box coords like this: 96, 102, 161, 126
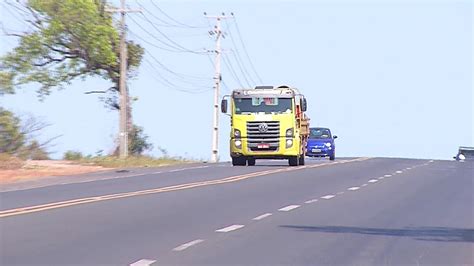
0, 108, 51, 159
128, 125, 153, 156
0, 0, 144, 105
63, 150, 84, 160
24, 140, 50, 160
0, 107, 25, 154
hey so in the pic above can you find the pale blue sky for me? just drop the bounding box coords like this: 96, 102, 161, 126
0, 0, 472, 160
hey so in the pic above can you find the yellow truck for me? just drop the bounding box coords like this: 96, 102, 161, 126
221, 85, 310, 166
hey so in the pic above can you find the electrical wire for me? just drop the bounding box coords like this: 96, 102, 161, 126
231, 16, 264, 84
135, 13, 206, 54
222, 54, 246, 88
148, 1, 207, 29
142, 57, 212, 94
224, 19, 256, 86
128, 15, 195, 53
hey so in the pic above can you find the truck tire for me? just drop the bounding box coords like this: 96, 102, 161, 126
232, 157, 246, 166
289, 156, 298, 166
298, 155, 305, 165
329, 152, 335, 161
247, 158, 256, 166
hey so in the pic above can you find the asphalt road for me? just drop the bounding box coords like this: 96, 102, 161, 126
0, 157, 472, 265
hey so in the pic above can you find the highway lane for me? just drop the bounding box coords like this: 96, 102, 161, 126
0, 158, 363, 212
0, 158, 472, 265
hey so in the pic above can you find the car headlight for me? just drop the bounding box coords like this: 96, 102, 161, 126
325, 143, 332, 147
234, 129, 241, 137
286, 128, 294, 137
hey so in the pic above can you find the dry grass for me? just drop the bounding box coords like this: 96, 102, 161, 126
0, 155, 196, 185
0, 153, 25, 170
77, 156, 192, 168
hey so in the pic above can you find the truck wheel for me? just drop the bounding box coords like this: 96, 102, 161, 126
232, 157, 246, 166
247, 158, 256, 166
329, 152, 335, 161
298, 155, 305, 165
289, 156, 298, 166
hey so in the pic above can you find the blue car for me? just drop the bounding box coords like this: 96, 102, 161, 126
306, 127, 337, 160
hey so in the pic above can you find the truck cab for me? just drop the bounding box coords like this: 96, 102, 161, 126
221, 85, 310, 166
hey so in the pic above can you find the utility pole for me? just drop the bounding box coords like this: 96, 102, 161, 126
106, 0, 140, 159
205, 12, 232, 163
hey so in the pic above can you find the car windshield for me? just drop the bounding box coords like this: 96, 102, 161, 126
309, 128, 332, 139
459, 147, 474, 160
234, 97, 292, 114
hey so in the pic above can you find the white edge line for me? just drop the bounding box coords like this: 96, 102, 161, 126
278, 205, 301, 211
368, 179, 378, 183
173, 239, 204, 251
252, 213, 272, 220
348, 187, 360, 191
216, 224, 245, 233
130, 259, 157, 266
321, 195, 335, 200
305, 199, 319, 204
384, 174, 392, 177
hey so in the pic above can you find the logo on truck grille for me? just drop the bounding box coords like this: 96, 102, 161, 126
258, 123, 269, 133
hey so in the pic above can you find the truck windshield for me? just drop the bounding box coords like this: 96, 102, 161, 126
234, 97, 292, 114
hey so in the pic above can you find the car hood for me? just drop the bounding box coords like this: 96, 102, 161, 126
308, 139, 333, 145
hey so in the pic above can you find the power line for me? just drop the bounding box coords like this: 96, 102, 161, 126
128, 15, 197, 53
224, 19, 256, 86
229, 48, 253, 87
222, 53, 245, 88
148, 1, 207, 29
142, 57, 212, 94
145, 50, 211, 82
231, 15, 264, 84
135, 13, 206, 54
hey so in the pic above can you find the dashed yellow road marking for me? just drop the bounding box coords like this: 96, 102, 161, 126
0, 157, 370, 218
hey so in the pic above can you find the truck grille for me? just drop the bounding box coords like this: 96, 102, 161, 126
246, 121, 280, 151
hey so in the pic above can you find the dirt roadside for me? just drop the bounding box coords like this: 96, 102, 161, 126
0, 160, 111, 184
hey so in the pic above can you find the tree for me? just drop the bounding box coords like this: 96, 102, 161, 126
0, 107, 25, 154
0, 0, 144, 110
0, 107, 52, 159
128, 125, 153, 156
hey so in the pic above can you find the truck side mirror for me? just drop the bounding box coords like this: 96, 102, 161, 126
221, 99, 228, 113
302, 98, 307, 112
333, 135, 338, 139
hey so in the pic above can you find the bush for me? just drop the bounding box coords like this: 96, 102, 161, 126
63, 150, 83, 161
0, 153, 24, 170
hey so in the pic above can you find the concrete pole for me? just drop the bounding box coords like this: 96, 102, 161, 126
210, 18, 222, 163
119, 0, 128, 158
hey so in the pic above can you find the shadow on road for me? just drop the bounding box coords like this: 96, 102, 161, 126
280, 225, 474, 243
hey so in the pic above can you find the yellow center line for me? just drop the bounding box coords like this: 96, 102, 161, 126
0, 158, 371, 218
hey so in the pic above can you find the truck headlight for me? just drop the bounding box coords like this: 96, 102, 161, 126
286, 128, 294, 137
234, 129, 241, 137
234, 140, 242, 148
325, 143, 332, 147
286, 139, 293, 148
